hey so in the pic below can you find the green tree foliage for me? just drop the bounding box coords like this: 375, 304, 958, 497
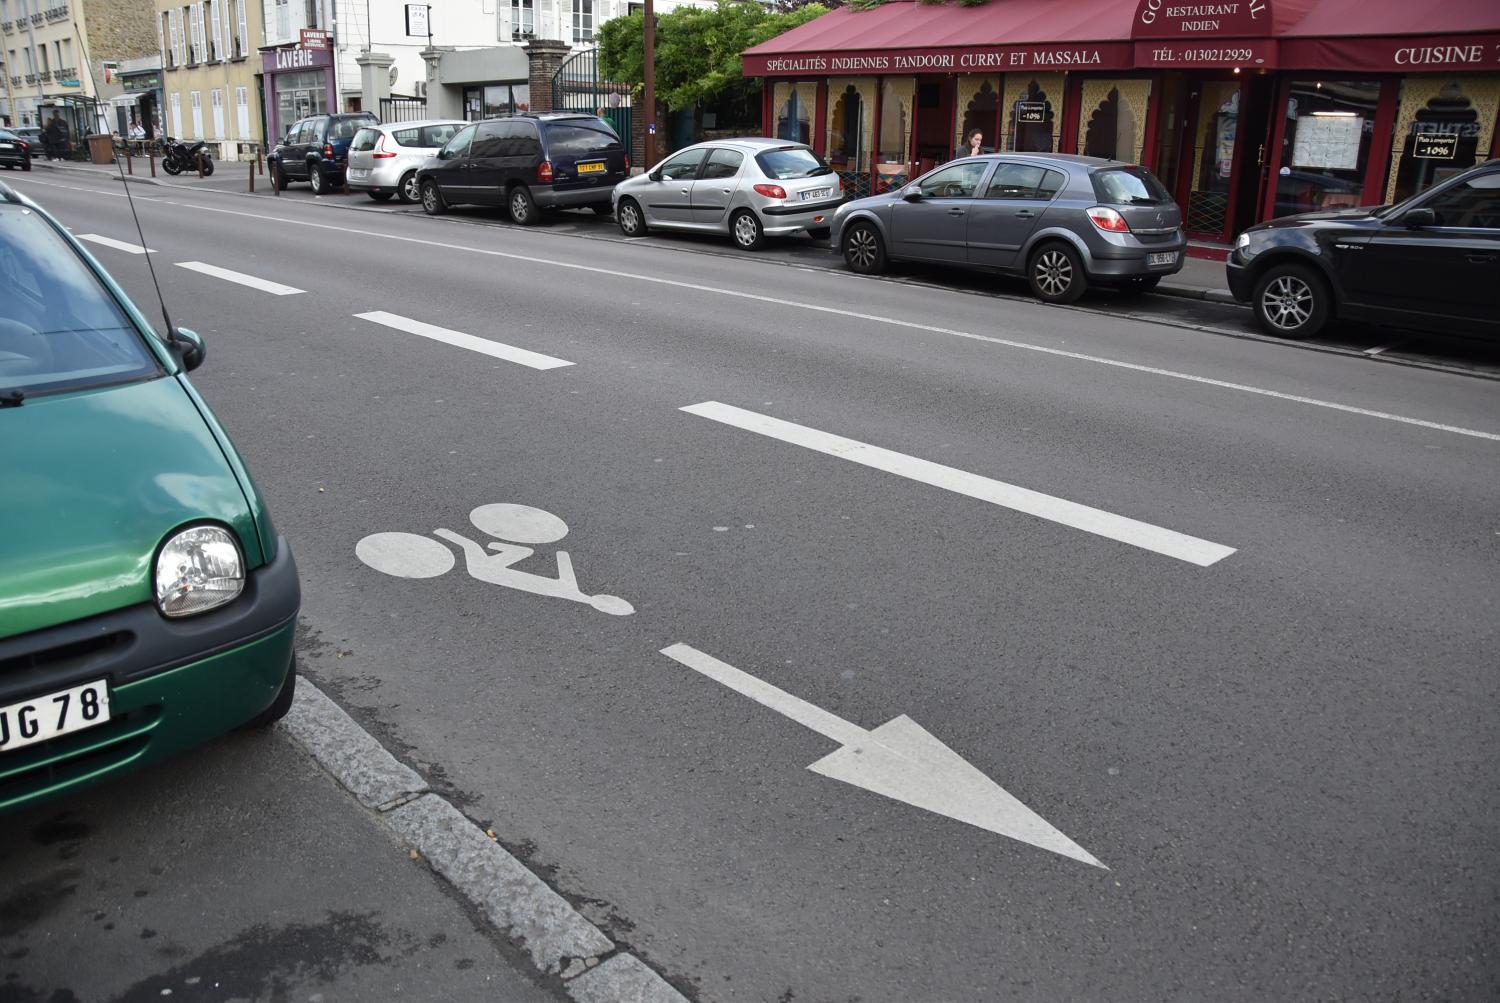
599, 0, 829, 112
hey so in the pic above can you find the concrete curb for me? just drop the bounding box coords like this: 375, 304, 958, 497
277, 680, 689, 1003
1156, 281, 1240, 306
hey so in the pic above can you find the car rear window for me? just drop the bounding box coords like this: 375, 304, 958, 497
329, 117, 375, 141
755, 147, 832, 180
351, 128, 380, 152
1092, 166, 1172, 205
0, 205, 161, 398
545, 122, 622, 156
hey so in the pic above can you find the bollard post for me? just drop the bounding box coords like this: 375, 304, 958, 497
149, 151, 156, 177
196, 150, 205, 178
271, 162, 280, 197
248, 158, 255, 193
257, 148, 264, 176
125, 149, 133, 175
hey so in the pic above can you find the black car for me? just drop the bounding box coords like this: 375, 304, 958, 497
416, 113, 627, 225
269, 112, 378, 195
1228, 159, 1500, 340
0, 129, 32, 171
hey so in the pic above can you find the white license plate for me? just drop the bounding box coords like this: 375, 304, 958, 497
800, 188, 832, 201
349, 168, 369, 178
0, 144, 14, 150
1148, 251, 1178, 267
0, 680, 110, 753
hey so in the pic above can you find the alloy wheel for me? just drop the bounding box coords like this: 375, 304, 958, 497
309, 165, 324, 195
1260, 274, 1314, 332
619, 201, 642, 235
847, 227, 879, 270
401, 172, 420, 203
510, 191, 530, 223
422, 183, 440, 213
1034, 250, 1073, 298
734, 213, 759, 248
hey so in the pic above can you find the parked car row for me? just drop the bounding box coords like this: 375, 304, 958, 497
268, 113, 1500, 345
0, 128, 33, 171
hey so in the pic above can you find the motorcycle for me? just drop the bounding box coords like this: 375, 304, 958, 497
161, 137, 214, 176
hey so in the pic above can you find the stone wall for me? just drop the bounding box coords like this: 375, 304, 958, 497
83, 0, 159, 84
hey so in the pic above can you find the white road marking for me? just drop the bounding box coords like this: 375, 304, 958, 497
355, 310, 573, 370
661, 643, 1104, 868
126, 196, 1500, 443
175, 261, 304, 295
681, 401, 1235, 566
1364, 341, 1405, 357
75, 233, 155, 254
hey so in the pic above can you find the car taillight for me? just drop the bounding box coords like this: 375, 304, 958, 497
373, 134, 396, 159
16, 141, 27, 152
835, 174, 843, 193
323, 143, 335, 158
753, 183, 787, 199
538, 159, 554, 183
1086, 206, 1131, 233
624, 154, 630, 172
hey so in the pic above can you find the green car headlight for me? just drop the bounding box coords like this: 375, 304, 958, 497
155, 525, 244, 618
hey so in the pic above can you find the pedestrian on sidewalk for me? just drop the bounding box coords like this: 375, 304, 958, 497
44, 113, 69, 160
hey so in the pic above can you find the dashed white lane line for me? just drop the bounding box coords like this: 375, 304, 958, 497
175, 260, 304, 295
75, 233, 155, 254
354, 310, 574, 370
681, 401, 1236, 567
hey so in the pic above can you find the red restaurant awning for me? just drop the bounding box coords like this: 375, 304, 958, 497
743, 0, 1500, 77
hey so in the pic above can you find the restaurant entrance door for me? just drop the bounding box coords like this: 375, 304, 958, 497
1155, 72, 1274, 245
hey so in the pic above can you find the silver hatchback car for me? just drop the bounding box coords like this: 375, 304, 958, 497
831, 154, 1186, 303
613, 138, 845, 250
347, 119, 467, 204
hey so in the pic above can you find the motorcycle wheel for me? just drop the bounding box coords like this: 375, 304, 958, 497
201, 158, 214, 177
162, 158, 182, 176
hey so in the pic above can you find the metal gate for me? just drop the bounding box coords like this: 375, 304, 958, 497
379, 97, 428, 123
551, 47, 632, 148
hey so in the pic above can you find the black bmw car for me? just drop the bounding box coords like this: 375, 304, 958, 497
1227, 160, 1500, 340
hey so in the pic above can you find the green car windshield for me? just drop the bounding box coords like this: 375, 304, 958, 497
0, 201, 162, 399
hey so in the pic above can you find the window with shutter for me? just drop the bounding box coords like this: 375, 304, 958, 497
210, 0, 222, 62
235, 0, 248, 59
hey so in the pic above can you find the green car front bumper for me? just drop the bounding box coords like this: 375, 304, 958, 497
0, 540, 299, 815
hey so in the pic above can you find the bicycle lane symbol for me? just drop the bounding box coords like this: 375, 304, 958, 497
354, 503, 635, 616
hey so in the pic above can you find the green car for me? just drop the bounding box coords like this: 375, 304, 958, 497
0, 180, 300, 813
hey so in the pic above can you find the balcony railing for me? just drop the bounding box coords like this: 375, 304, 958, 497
38, 69, 51, 81
46, 5, 68, 22
30, 12, 45, 25
56, 65, 75, 80
8, 75, 20, 87
24, 72, 37, 83
0, 20, 13, 32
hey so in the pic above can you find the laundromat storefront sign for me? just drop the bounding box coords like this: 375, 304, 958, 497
745, 42, 1132, 77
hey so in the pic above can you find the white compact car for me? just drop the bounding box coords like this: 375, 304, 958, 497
347, 120, 467, 204
612, 138, 845, 250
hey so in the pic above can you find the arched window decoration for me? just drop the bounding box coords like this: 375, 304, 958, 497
960, 80, 1000, 157
1083, 87, 1136, 161
828, 82, 871, 197
776, 88, 810, 145
1392, 82, 1484, 204
1007, 80, 1054, 153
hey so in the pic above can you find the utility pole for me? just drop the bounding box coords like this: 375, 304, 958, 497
643, 0, 655, 165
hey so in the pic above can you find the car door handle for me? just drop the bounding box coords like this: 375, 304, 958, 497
680, 188, 690, 195
1467, 253, 1495, 264
1014, 210, 1036, 219
947, 207, 966, 216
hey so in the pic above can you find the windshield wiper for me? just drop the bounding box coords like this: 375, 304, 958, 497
0, 389, 23, 407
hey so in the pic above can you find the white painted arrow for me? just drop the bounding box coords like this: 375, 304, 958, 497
660, 643, 1105, 869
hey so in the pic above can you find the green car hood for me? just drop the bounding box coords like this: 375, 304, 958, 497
1, 377, 260, 639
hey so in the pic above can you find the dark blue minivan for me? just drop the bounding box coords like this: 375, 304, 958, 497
415, 113, 628, 224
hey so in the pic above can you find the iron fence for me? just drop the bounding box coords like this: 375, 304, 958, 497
379, 97, 428, 124
551, 47, 632, 151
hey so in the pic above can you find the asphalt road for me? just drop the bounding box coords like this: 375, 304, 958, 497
6, 170, 1499, 1002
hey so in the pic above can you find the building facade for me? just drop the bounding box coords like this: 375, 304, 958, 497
2, 0, 156, 142
158, 0, 264, 158
744, 0, 1500, 251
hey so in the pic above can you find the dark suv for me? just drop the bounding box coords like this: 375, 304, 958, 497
1227, 159, 1500, 340
415, 113, 627, 224
270, 112, 379, 195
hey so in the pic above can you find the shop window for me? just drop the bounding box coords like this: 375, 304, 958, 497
775, 87, 809, 145
827, 83, 870, 197
959, 80, 1000, 158
1186, 82, 1239, 235
877, 78, 913, 191
1082, 88, 1136, 161
1390, 80, 1491, 204
1273, 80, 1379, 219
1006, 80, 1055, 153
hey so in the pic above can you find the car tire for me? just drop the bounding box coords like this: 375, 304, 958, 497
368, 191, 393, 202
842, 221, 887, 275
1117, 275, 1162, 296
807, 226, 831, 241
397, 170, 420, 204
309, 163, 327, 195
617, 197, 648, 237
22, 159, 29, 171
243, 657, 297, 729
1028, 243, 1087, 304
731, 209, 765, 250
1251, 262, 1330, 340
421, 179, 446, 215
508, 185, 539, 225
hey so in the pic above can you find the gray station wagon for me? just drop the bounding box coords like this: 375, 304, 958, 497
830, 153, 1185, 303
